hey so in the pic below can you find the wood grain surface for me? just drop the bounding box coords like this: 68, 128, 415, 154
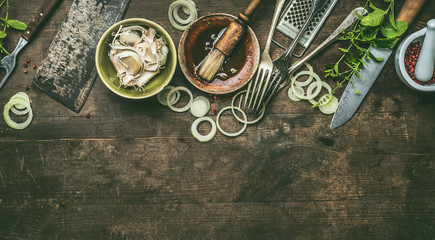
0, 0, 434, 239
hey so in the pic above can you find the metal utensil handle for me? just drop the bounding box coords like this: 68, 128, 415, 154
22, 0, 62, 41
287, 7, 367, 74
282, 10, 316, 60
263, 0, 286, 54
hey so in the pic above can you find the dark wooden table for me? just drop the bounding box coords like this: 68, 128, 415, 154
1, 0, 434, 239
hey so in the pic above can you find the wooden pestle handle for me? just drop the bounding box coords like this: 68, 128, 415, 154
22, 0, 62, 41
396, 0, 427, 25
215, 0, 264, 56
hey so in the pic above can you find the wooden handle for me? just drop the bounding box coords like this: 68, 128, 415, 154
22, 0, 62, 41
396, 0, 427, 24
215, 0, 264, 56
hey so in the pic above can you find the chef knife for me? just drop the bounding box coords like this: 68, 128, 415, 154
330, 0, 428, 130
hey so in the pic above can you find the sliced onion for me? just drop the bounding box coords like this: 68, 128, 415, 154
191, 117, 216, 142
231, 90, 265, 125
291, 71, 322, 100
168, 0, 198, 31
10, 92, 30, 115
290, 62, 314, 87
319, 95, 339, 114
167, 86, 193, 113
3, 99, 33, 130
216, 106, 247, 137
307, 81, 332, 105
288, 86, 304, 102
157, 86, 180, 106
190, 96, 210, 118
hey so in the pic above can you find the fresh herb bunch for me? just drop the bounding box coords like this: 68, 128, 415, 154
324, 0, 408, 93
0, 0, 27, 54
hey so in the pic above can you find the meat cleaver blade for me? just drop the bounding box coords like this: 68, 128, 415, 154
33, 0, 131, 113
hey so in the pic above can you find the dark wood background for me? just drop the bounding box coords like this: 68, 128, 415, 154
1, 0, 434, 239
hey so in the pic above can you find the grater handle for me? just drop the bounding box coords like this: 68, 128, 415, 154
263, 0, 286, 54
287, 7, 367, 74
282, 0, 329, 60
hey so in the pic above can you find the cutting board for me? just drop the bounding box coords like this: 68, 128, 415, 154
33, 0, 131, 113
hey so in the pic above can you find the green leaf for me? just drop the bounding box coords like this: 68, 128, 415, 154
362, 26, 379, 40
380, 21, 407, 38
361, 9, 385, 27
0, 31, 6, 38
369, 52, 385, 61
353, 10, 365, 20
373, 37, 398, 48
6, 19, 27, 30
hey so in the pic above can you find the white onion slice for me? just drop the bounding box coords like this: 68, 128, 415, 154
216, 106, 247, 137
167, 86, 193, 112
190, 96, 210, 118
10, 92, 30, 115
191, 117, 216, 142
231, 90, 265, 125
168, 0, 198, 31
290, 63, 314, 87
288, 86, 304, 102
3, 99, 33, 130
291, 71, 322, 100
319, 95, 339, 114
157, 86, 180, 106
307, 81, 332, 105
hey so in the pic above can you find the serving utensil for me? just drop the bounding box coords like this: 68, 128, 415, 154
249, 0, 328, 112
244, 0, 286, 110
257, 7, 367, 110
0, 0, 61, 90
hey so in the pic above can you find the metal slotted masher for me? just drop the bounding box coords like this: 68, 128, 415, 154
249, 0, 328, 112
244, 0, 286, 110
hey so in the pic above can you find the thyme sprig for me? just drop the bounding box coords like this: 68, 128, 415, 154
0, 0, 27, 54
325, 0, 408, 94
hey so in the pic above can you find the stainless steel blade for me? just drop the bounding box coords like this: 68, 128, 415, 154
330, 46, 393, 130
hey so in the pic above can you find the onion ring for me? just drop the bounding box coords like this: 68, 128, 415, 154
230, 90, 265, 125
168, 0, 198, 31
3, 99, 33, 130
319, 95, 339, 114
216, 106, 247, 137
288, 86, 304, 102
191, 117, 216, 142
307, 81, 332, 105
291, 71, 322, 100
157, 86, 180, 106
167, 86, 193, 113
290, 62, 314, 87
190, 96, 210, 118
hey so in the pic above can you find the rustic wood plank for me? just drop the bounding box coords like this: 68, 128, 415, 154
0, 0, 434, 239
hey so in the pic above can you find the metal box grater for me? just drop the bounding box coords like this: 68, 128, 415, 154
273, 0, 339, 57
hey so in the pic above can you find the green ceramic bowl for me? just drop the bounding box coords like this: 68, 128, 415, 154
96, 18, 177, 99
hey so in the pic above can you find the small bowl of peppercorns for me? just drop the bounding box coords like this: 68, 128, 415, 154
395, 27, 435, 92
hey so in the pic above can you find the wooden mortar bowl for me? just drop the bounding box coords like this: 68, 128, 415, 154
178, 13, 260, 95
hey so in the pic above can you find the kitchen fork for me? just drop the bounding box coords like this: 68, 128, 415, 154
0, 0, 61, 90
252, 0, 328, 112
244, 0, 286, 110
257, 7, 367, 111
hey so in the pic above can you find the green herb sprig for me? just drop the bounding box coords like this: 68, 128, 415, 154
0, 0, 27, 54
324, 0, 408, 93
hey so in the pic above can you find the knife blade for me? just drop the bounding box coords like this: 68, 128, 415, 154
330, 0, 428, 129
330, 46, 392, 130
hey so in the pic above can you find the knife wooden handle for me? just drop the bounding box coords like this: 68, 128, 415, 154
396, 0, 427, 24
22, 0, 62, 41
